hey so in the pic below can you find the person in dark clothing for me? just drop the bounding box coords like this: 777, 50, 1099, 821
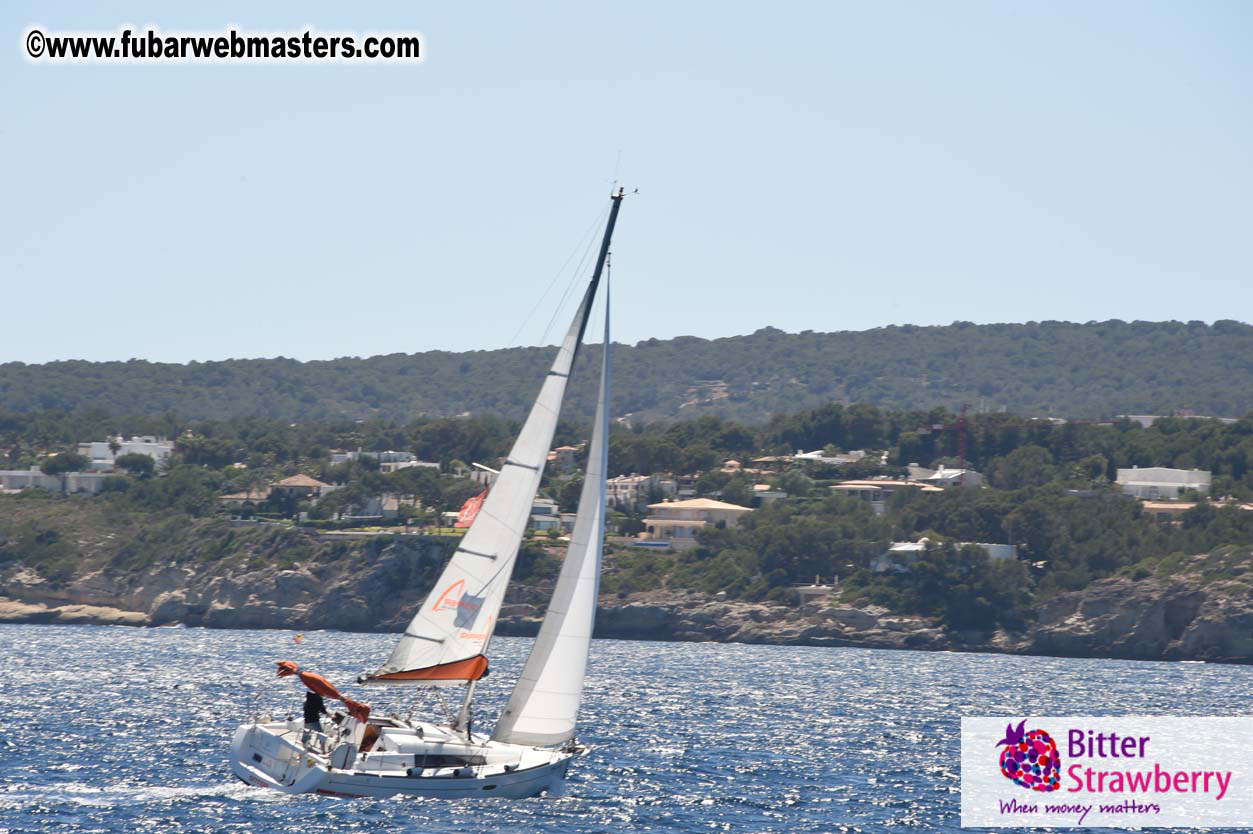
303, 691, 328, 733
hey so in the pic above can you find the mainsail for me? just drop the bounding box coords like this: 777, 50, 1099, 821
363, 190, 624, 686
362, 282, 597, 684
492, 285, 610, 747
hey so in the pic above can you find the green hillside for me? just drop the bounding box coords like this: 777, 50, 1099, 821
2, 319, 1250, 422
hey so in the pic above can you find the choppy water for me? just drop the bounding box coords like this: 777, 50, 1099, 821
1, 624, 1249, 833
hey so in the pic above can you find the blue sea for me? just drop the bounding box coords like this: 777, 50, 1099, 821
1, 624, 1249, 833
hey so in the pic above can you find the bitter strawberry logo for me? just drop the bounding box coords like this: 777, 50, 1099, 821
996, 720, 1061, 792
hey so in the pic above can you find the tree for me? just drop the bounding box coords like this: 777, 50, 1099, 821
990, 445, 1055, 490
559, 477, 584, 514
1070, 453, 1109, 484
680, 444, 720, 475
0, 321, 1250, 423
720, 476, 754, 508
778, 469, 814, 498
114, 452, 155, 478
441, 477, 486, 514
41, 452, 90, 476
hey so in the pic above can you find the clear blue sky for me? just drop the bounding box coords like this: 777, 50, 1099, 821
3, 2, 1250, 364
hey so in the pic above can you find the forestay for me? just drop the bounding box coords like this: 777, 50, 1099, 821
492, 286, 610, 746
363, 275, 602, 685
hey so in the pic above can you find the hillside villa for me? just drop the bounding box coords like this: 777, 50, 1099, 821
0, 468, 116, 495
218, 474, 337, 509
870, 539, 1019, 572
77, 435, 175, 471
1116, 467, 1211, 499
830, 479, 943, 514
546, 445, 581, 471
924, 467, 984, 487
606, 473, 678, 507
640, 497, 753, 550
329, 450, 440, 474
270, 474, 333, 499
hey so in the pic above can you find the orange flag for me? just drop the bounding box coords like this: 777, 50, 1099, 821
454, 489, 488, 528
276, 661, 370, 722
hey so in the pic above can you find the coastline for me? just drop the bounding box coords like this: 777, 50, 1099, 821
3, 511, 1248, 665
3, 565, 1250, 665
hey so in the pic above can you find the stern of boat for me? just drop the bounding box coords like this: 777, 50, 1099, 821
230, 720, 328, 793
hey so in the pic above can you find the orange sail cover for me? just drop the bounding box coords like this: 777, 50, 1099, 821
369, 654, 488, 683
276, 661, 370, 721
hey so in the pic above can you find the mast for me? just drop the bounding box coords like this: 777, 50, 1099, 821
492, 212, 623, 748
454, 188, 625, 733
575, 188, 625, 344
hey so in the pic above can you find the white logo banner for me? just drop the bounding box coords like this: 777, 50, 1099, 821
961, 717, 1253, 828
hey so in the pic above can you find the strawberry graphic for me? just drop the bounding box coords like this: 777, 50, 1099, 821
996, 720, 1061, 792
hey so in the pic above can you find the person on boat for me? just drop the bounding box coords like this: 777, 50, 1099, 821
303, 690, 328, 735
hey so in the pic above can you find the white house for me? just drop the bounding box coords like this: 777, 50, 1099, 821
794, 449, 866, 466
870, 541, 930, 572
331, 449, 412, 464
381, 459, 440, 474
924, 467, 984, 487
77, 435, 175, 471
1119, 415, 1237, 428
976, 543, 1019, 561
330, 450, 439, 473
830, 479, 942, 514
605, 473, 677, 508
63, 472, 118, 494
530, 497, 563, 532
462, 467, 499, 488
0, 468, 61, 491
1116, 467, 1211, 499
0, 468, 116, 494
871, 540, 1018, 572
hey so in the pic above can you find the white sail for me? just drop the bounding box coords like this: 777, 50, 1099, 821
363, 276, 602, 685
492, 287, 609, 746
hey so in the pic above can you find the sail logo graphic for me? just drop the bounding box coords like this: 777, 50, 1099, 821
997, 720, 1061, 792
458, 615, 493, 642
432, 579, 485, 629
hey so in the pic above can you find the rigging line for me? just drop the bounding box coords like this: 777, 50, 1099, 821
507, 202, 610, 348
537, 211, 602, 346
432, 686, 455, 726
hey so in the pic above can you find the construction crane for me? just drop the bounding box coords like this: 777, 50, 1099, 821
929, 404, 970, 486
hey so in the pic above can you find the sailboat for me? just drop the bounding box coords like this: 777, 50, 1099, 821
229, 189, 624, 799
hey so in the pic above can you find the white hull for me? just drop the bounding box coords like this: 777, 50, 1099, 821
229, 716, 577, 799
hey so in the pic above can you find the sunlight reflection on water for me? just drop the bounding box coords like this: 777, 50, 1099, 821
1, 624, 1249, 833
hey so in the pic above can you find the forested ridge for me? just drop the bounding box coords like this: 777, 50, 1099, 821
3, 319, 1251, 422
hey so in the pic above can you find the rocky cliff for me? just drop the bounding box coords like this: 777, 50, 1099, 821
1026, 551, 1253, 663
0, 527, 451, 633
